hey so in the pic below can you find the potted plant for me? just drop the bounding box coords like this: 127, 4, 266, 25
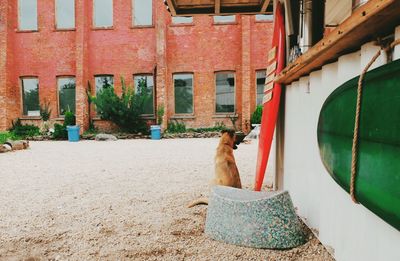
64, 110, 79, 142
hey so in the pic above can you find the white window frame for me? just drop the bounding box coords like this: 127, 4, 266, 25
21, 76, 40, 117
213, 15, 236, 24
256, 70, 266, 106
172, 16, 193, 25
132, 0, 153, 27
57, 76, 76, 116
134, 74, 155, 115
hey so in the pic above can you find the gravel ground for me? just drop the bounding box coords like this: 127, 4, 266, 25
0, 139, 334, 261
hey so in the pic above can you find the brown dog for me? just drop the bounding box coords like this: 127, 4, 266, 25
188, 129, 242, 207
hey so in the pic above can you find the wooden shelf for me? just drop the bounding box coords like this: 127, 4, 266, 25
275, 0, 400, 84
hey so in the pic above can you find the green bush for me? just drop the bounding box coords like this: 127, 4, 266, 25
64, 110, 76, 126
251, 105, 263, 125
167, 120, 186, 133
187, 122, 227, 133
0, 132, 19, 144
157, 105, 165, 126
53, 123, 68, 139
9, 119, 40, 138
91, 78, 149, 133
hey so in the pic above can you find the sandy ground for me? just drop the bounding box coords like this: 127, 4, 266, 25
0, 139, 334, 261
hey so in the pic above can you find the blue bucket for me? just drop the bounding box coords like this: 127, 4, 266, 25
66, 125, 80, 142
150, 125, 161, 140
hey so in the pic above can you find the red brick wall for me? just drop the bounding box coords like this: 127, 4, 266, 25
0, 0, 272, 133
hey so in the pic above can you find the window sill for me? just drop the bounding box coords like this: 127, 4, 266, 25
213, 22, 237, 26
141, 115, 156, 120
254, 20, 273, 23
170, 23, 195, 27
53, 117, 65, 121
54, 28, 76, 32
20, 116, 41, 120
170, 115, 195, 120
212, 114, 238, 118
130, 25, 154, 29
91, 27, 114, 31
16, 29, 39, 33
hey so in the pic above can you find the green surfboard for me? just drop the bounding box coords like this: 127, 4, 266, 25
317, 59, 400, 231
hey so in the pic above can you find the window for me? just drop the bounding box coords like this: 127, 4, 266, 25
215, 72, 235, 113
174, 74, 193, 114
172, 16, 193, 25
56, 0, 75, 29
134, 75, 154, 115
255, 14, 273, 22
58, 77, 76, 115
256, 70, 266, 105
21, 77, 39, 116
133, 0, 152, 26
213, 15, 235, 24
18, 0, 38, 31
93, 0, 113, 28
95, 75, 114, 94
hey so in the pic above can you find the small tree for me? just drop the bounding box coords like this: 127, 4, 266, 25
91, 77, 150, 133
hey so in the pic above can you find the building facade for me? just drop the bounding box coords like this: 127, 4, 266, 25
0, 0, 273, 133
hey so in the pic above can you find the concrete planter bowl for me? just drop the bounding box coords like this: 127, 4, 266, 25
205, 186, 307, 249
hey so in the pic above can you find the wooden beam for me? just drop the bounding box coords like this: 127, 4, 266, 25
166, 0, 177, 16
275, 0, 400, 84
261, 0, 271, 12
215, 0, 221, 14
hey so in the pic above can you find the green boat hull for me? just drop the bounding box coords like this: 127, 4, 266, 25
317, 59, 400, 231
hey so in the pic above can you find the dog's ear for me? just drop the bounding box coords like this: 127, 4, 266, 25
221, 129, 227, 134
227, 129, 235, 139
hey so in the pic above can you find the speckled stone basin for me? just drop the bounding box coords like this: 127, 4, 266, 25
205, 186, 307, 249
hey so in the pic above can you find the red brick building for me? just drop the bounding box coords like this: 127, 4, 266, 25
0, 0, 273, 133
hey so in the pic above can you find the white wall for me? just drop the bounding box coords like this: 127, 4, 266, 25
282, 26, 400, 261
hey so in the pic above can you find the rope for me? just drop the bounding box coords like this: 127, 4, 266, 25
350, 39, 400, 203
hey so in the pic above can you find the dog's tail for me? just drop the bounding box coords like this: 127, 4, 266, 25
187, 197, 208, 208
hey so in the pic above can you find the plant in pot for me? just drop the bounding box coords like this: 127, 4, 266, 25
64, 110, 79, 142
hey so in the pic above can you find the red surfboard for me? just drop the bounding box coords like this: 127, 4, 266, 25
254, 2, 286, 191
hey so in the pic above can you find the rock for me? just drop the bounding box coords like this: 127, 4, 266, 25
5, 140, 29, 150
0, 144, 12, 153
95, 133, 118, 141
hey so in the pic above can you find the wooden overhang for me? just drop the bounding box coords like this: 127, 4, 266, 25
275, 0, 400, 84
164, 0, 273, 16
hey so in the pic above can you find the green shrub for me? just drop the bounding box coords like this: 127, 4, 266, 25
251, 105, 263, 125
53, 123, 68, 139
90, 77, 149, 133
0, 132, 19, 144
52, 110, 76, 139
40, 101, 52, 121
64, 110, 76, 126
167, 120, 186, 133
9, 119, 40, 138
187, 122, 227, 133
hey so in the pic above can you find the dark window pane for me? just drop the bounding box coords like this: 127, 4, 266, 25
94, 0, 113, 27
174, 74, 193, 114
133, 0, 152, 26
22, 78, 39, 116
134, 75, 154, 114
58, 77, 76, 115
19, 0, 37, 30
56, 0, 75, 29
95, 75, 114, 94
216, 72, 235, 113
256, 70, 266, 105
